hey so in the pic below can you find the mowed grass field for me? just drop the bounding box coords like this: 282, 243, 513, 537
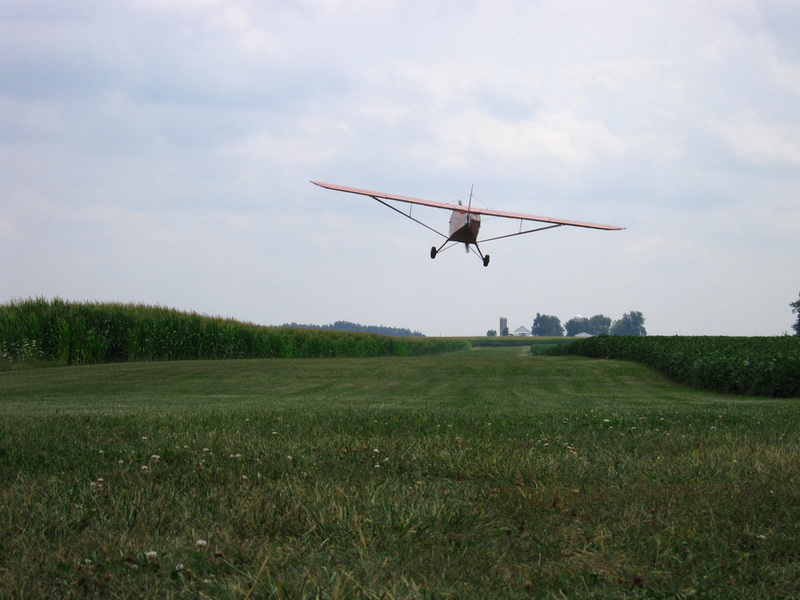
1, 347, 799, 599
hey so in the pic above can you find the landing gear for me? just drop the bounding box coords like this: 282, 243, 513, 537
474, 244, 490, 267
430, 242, 489, 266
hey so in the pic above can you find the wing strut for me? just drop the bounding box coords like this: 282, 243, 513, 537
370, 195, 449, 240
478, 223, 565, 243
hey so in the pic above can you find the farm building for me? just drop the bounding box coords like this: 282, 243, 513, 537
513, 326, 531, 337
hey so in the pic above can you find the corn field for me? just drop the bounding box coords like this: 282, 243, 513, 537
0, 298, 470, 366
544, 334, 800, 397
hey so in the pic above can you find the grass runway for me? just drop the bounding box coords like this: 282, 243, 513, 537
1, 348, 798, 598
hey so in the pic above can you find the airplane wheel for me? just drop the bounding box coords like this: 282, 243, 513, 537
430, 246, 437, 259
483, 255, 490, 267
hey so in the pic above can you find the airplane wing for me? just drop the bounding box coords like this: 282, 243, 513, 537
312, 181, 463, 212
311, 181, 623, 231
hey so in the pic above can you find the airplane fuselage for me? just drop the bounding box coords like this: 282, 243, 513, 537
449, 209, 481, 245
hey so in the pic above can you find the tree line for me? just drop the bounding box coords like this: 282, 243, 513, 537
488, 311, 646, 337
532, 311, 646, 337
281, 321, 425, 337
489, 288, 800, 338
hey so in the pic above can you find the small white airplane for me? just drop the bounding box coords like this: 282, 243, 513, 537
312, 181, 623, 266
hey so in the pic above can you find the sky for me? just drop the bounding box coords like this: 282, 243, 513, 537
2, 0, 800, 337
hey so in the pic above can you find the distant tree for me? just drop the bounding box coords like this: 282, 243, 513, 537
281, 321, 424, 336
501, 326, 509, 336
792, 292, 800, 335
531, 313, 564, 337
564, 314, 611, 337
486, 329, 497, 337
588, 314, 611, 335
564, 317, 590, 337
610, 311, 647, 336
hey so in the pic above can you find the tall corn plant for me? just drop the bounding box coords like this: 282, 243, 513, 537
545, 335, 800, 397
0, 298, 470, 366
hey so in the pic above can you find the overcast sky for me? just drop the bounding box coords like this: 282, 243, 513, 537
2, 0, 799, 336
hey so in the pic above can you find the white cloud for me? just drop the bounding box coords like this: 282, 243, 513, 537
3, 0, 800, 336
432, 109, 626, 166
708, 116, 800, 166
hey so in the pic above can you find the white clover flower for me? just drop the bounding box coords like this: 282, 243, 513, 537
195, 539, 208, 547
150, 455, 160, 462
145, 551, 157, 560
175, 563, 184, 571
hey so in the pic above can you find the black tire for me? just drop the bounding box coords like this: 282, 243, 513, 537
430, 246, 437, 259
483, 255, 490, 267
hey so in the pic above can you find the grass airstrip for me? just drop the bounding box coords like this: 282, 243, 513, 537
1, 347, 799, 599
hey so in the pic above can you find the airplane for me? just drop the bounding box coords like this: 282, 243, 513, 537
311, 181, 623, 266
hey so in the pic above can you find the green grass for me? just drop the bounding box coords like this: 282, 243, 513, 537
1, 348, 799, 598
468, 337, 573, 354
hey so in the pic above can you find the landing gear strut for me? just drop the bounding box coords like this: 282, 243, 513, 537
430, 243, 489, 266
474, 244, 490, 267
